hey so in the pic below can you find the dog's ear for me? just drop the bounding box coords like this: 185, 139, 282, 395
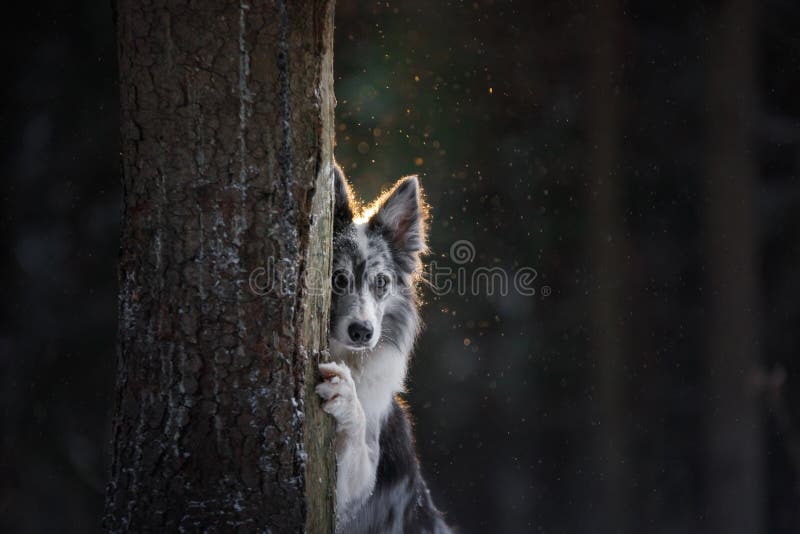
333, 163, 354, 233
369, 175, 427, 258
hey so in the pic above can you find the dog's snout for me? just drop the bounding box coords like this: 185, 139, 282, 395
348, 321, 374, 344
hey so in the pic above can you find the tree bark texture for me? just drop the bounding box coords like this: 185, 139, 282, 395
105, 1, 337, 531
704, 1, 764, 533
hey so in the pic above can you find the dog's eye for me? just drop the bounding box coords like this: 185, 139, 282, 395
332, 271, 350, 293
374, 273, 389, 296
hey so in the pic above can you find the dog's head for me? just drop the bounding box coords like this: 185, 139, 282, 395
329, 165, 428, 357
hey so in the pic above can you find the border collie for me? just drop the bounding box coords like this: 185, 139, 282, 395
315, 165, 451, 533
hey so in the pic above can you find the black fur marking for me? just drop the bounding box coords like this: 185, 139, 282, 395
375, 401, 417, 488
352, 259, 367, 292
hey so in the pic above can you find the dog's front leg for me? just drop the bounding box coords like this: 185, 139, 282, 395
316, 361, 378, 520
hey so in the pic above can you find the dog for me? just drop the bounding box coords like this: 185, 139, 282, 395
315, 165, 451, 533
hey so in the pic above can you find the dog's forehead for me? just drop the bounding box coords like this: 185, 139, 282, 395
333, 224, 393, 272
364, 227, 393, 270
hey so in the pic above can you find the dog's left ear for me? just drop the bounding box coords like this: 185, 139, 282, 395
369, 175, 427, 257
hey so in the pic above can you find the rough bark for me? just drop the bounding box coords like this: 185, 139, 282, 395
104, 1, 337, 531
586, 2, 631, 532
704, 1, 764, 533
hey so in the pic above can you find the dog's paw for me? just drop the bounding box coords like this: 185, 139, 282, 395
316, 361, 364, 431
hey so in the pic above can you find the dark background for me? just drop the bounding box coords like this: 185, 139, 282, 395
2, 1, 799, 532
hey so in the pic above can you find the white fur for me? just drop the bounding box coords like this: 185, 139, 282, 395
319, 343, 408, 524
316, 361, 379, 522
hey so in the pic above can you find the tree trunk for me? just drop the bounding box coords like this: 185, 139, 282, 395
704, 1, 764, 533
586, 1, 631, 532
104, 1, 337, 531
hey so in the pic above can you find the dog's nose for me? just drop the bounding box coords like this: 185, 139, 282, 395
348, 321, 374, 344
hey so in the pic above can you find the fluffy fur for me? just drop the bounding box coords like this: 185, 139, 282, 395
316, 165, 450, 533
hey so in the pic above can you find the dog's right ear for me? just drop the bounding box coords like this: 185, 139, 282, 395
333, 163, 354, 233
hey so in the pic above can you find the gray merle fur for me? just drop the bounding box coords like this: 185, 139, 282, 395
326, 164, 451, 534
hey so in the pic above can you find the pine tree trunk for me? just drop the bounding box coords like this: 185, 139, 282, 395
704, 1, 764, 533
104, 1, 337, 531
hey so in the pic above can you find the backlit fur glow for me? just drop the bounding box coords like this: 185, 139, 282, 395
316, 165, 450, 534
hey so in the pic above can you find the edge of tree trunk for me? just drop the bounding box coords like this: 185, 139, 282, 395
300, 2, 338, 531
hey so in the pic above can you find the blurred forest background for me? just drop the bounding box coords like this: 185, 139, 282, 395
2, 0, 800, 532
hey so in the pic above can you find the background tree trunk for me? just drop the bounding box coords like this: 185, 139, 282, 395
104, 1, 337, 531
704, 0, 764, 532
